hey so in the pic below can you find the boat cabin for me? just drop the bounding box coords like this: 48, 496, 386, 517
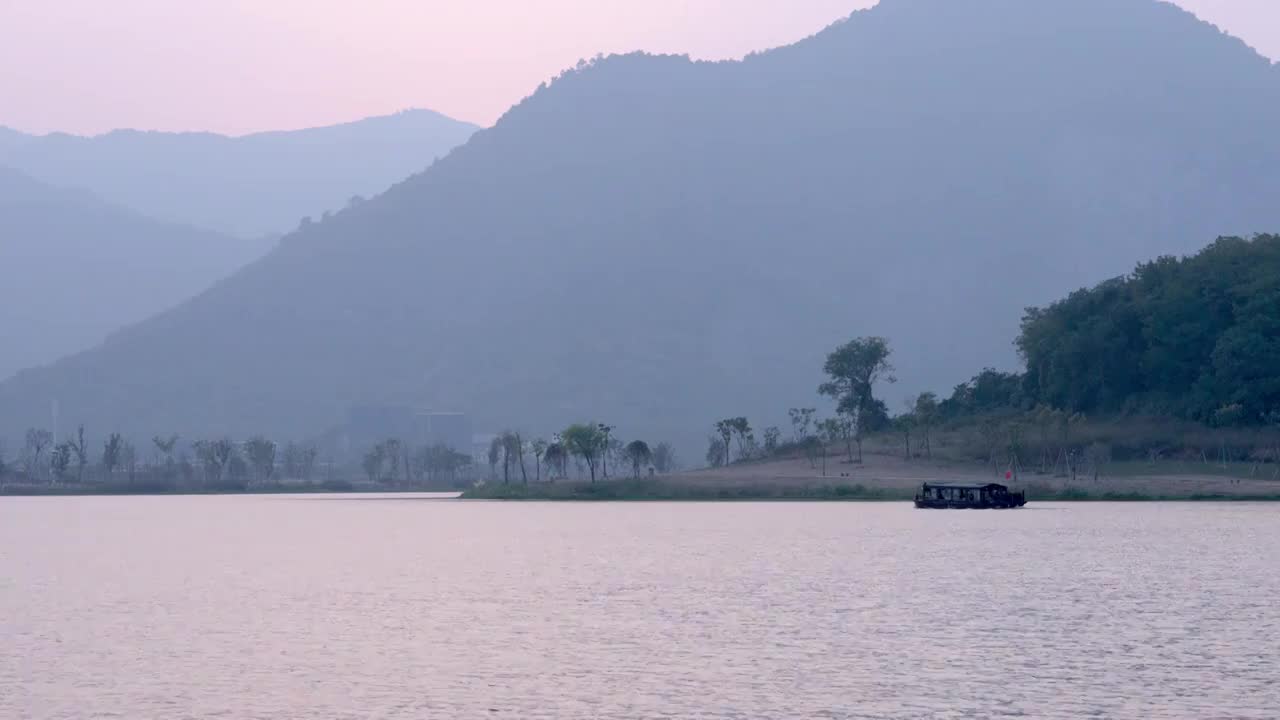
914, 482, 1026, 509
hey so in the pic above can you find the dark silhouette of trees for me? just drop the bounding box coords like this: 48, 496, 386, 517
563, 424, 605, 483
624, 440, 652, 478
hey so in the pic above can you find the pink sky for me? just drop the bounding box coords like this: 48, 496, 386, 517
1, 0, 1275, 136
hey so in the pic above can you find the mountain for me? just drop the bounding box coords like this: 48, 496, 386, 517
0, 127, 32, 155
0, 166, 271, 379
0, 109, 479, 238
2, 0, 1278, 451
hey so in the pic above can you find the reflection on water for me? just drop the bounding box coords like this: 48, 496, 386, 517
1, 496, 1276, 719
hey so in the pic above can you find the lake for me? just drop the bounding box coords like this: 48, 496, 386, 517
1, 496, 1276, 719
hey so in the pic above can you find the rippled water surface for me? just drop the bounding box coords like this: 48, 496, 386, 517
2, 496, 1277, 719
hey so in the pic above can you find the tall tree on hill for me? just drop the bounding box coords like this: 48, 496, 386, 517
713, 419, 737, 465
820, 337, 894, 463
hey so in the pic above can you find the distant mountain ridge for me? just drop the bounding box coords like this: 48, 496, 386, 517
2, 0, 1278, 450
0, 166, 271, 379
0, 109, 479, 237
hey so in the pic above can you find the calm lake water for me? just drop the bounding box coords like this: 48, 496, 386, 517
1, 496, 1277, 719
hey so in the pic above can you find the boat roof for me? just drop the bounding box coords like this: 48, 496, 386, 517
922, 482, 1010, 490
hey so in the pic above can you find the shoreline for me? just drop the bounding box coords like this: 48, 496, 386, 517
458, 480, 1280, 503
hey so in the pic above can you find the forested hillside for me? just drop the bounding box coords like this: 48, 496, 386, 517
1017, 235, 1280, 425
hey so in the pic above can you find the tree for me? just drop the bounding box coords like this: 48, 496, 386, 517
893, 413, 914, 460
652, 442, 676, 474
51, 442, 73, 482
363, 444, 386, 483
705, 435, 727, 468
817, 418, 843, 477
788, 408, 816, 445
120, 441, 138, 482
24, 428, 52, 481
597, 424, 615, 478
153, 434, 179, 470
543, 441, 567, 482
70, 425, 88, 483
193, 438, 235, 483
819, 336, 895, 464
913, 392, 939, 459
729, 418, 753, 461
244, 436, 276, 484
514, 432, 529, 485
713, 418, 751, 463
487, 436, 502, 481
101, 433, 124, 479
762, 426, 781, 456
563, 423, 605, 483
624, 440, 652, 478
532, 439, 549, 483
383, 439, 403, 486
497, 431, 520, 485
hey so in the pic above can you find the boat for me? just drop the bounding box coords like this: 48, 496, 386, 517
914, 482, 1026, 509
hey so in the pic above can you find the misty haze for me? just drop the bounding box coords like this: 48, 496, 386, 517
2, 0, 1279, 718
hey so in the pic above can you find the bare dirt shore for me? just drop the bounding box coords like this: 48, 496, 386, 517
673, 450, 1280, 499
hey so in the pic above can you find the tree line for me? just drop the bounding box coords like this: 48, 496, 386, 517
477, 423, 677, 486
1017, 234, 1280, 426
0, 428, 333, 492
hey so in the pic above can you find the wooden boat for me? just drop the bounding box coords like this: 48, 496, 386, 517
914, 482, 1026, 509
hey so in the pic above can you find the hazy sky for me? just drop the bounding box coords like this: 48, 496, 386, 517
1, 0, 1275, 136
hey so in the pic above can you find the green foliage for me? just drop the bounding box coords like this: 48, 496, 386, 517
1017, 235, 1280, 425
818, 337, 894, 418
